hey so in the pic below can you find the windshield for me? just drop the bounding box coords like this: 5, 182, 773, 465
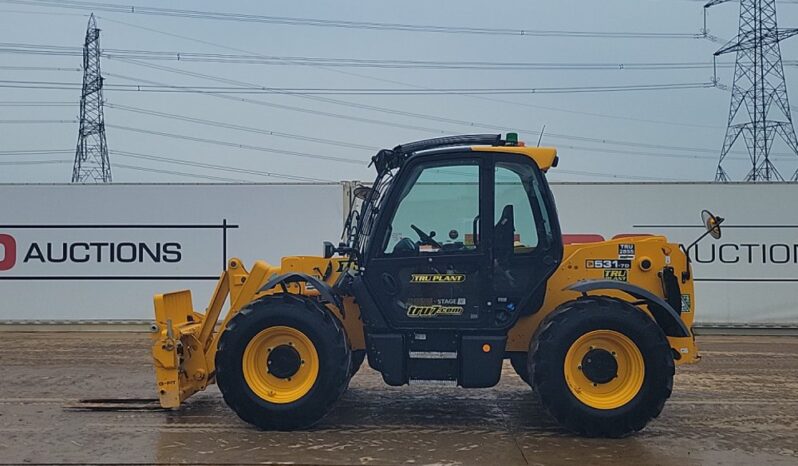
341, 169, 397, 257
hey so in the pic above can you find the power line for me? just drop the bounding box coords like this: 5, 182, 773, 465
551, 169, 681, 182
0, 17, 728, 165
101, 68, 451, 135
7, 41, 798, 72
112, 163, 245, 182
0, 42, 768, 70
101, 53, 723, 70
110, 150, 331, 182
1, 0, 705, 39
115, 57, 796, 160
104, 103, 378, 151
104, 15, 739, 139
97, 51, 798, 70
0, 101, 75, 106
0, 159, 70, 166
0, 148, 324, 182
109, 59, 736, 156
8, 42, 797, 71
0, 119, 76, 123
0, 38, 762, 130
0, 149, 73, 155
102, 18, 729, 134
0, 78, 718, 95
0, 7, 85, 16
105, 123, 369, 166
105, 100, 780, 163
0, 149, 679, 182
0, 65, 81, 71
101, 35, 733, 156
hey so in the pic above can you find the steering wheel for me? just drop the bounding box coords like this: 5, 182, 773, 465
410, 224, 443, 249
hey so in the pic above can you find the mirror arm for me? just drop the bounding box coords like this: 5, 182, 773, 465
685, 216, 725, 252
685, 228, 714, 252
678, 243, 692, 282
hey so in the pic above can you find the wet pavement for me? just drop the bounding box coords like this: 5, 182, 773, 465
1, 332, 797, 465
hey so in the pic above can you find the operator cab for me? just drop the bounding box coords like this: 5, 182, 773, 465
335, 134, 563, 387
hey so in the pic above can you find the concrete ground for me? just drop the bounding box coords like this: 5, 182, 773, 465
1, 333, 797, 465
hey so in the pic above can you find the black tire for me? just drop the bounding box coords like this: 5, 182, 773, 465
215, 295, 351, 430
509, 352, 532, 386
529, 296, 674, 438
350, 350, 366, 377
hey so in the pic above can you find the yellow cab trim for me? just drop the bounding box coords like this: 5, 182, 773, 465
470, 145, 558, 171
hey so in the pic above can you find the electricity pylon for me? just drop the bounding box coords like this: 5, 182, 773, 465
706, 0, 798, 181
72, 13, 111, 183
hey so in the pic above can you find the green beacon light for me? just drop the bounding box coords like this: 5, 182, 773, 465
505, 133, 518, 146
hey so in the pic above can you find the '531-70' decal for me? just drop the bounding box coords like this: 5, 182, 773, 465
585, 259, 632, 269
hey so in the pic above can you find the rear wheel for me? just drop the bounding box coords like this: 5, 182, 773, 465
216, 295, 351, 430
529, 297, 674, 437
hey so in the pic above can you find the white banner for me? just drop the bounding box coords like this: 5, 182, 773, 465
0, 182, 795, 325
0, 183, 343, 320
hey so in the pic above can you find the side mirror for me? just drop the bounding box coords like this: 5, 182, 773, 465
686, 210, 725, 253
323, 241, 336, 259
702, 210, 724, 239
353, 185, 374, 200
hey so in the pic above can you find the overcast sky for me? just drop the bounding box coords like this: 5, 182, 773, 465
0, 0, 796, 183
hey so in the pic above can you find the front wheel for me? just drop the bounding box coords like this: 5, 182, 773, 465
509, 352, 531, 387
350, 349, 366, 377
529, 297, 674, 437
215, 295, 351, 430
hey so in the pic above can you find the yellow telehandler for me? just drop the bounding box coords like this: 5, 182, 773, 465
150, 134, 722, 437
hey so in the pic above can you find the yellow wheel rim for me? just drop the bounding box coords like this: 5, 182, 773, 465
563, 330, 645, 410
242, 326, 319, 404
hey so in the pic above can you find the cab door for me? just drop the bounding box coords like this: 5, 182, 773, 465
363, 154, 491, 329
489, 156, 562, 325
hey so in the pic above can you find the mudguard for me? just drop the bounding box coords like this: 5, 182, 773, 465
566, 280, 690, 337
258, 272, 343, 315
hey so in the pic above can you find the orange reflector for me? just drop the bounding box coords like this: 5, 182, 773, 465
482, 344, 491, 353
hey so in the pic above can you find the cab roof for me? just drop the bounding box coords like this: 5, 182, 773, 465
470, 145, 558, 171
371, 133, 559, 174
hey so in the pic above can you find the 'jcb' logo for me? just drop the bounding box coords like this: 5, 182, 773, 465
0, 234, 16, 271
604, 269, 628, 282
409, 274, 465, 283
407, 305, 464, 317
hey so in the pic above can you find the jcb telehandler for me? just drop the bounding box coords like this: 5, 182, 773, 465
151, 134, 722, 437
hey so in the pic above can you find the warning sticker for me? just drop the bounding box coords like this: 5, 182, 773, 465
681, 294, 692, 313
618, 244, 635, 259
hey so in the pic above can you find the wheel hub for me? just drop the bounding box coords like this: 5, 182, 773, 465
267, 344, 302, 379
581, 348, 618, 384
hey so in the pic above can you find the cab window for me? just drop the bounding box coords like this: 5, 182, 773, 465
494, 162, 549, 255
382, 161, 480, 256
